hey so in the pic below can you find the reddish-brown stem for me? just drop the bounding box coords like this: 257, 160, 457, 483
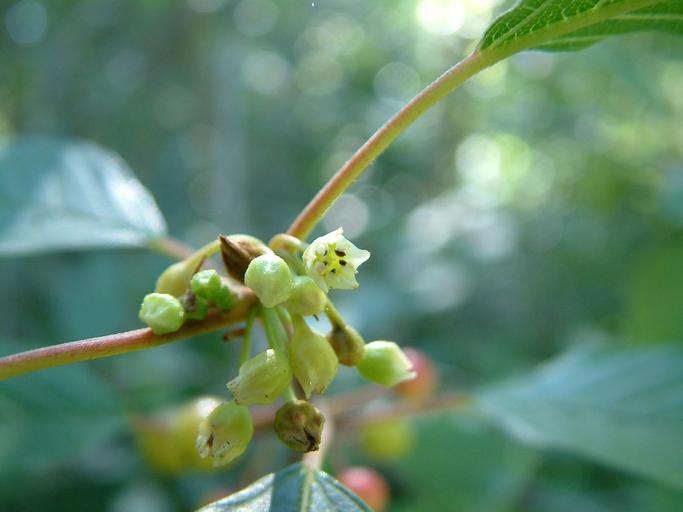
0, 288, 256, 380
249, 392, 469, 432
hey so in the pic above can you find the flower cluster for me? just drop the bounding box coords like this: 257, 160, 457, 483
138, 228, 415, 467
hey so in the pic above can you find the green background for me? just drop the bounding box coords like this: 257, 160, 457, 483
2, 0, 683, 510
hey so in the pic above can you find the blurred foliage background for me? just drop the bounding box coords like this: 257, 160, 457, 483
1, 0, 683, 510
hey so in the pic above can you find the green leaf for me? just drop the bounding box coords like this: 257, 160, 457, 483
391, 415, 540, 512
476, 345, 683, 488
623, 242, 683, 344
0, 358, 124, 474
198, 463, 371, 512
480, 0, 682, 53
0, 136, 166, 255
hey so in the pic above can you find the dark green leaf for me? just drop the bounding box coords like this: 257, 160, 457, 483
0, 136, 166, 255
0, 358, 124, 473
480, 0, 683, 52
391, 415, 540, 512
477, 345, 683, 488
198, 463, 371, 512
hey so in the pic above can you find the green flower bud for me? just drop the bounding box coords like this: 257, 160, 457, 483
327, 324, 365, 366
290, 316, 339, 398
274, 400, 325, 453
155, 252, 205, 297
139, 293, 185, 335
191, 269, 223, 300
285, 275, 327, 316
356, 341, 416, 387
213, 282, 234, 310
227, 349, 292, 405
196, 401, 253, 467
244, 254, 293, 307
181, 293, 209, 321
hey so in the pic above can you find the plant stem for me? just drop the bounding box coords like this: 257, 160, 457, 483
148, 236, 197, 260
0, 288, 256, 380
337, 392, 469, 429
286, 0, 663, 240
260, 306, 288, 354
286, 50, 492, 240
249, 391, 469, 431
240, 308, 257, 365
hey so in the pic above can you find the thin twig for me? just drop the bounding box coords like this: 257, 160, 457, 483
286, 50, 490, 240
336, 392, 469, 429
148, 236, 197, 260
0, 288, 256, 380
285, 0, 663, 241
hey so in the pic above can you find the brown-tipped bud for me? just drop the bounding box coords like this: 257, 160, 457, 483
273, 400, 325, 453
219, 234, 267, 283
327, 324, 365, 366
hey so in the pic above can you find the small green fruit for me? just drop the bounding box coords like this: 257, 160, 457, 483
227, 349, 292, 405
286, 275, 327, 316
290, 315, 339, 398
196, 401, 253, 467
356, 341, 415, 387
273, 400, 325, 453
191, 269, 223, 300
359, 419, 414, 460
327, 324, 365, 366
244, 254, 293, 307
139, 293, 185, 335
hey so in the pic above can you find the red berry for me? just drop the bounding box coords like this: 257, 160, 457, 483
394, 347, 438, 400
338, 467, 389, 512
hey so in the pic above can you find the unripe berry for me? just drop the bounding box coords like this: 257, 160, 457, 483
290, 315, 339, 398
337, 467, 389, 512
356, 341, 415, 387
327, 324, 365, 366
244, 254, 293, 308
155, 252, 205, 297
273, 400, 325, 453
227, 349, 292, 405
285, 275, 327, 316
139, 293, 185, 335
191, 269, 223, 300
394, 348, 438, 400
196, 401, 253, 467
359, 419, 414, 461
